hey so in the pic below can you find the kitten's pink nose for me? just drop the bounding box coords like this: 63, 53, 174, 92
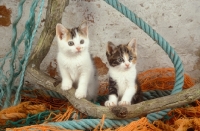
76, 47, 81, 51
125, 63, 130, 67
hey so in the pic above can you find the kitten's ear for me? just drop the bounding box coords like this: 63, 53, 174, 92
56, 23, 67, 40
128, 38, 137, 52
106, 41, 115, 56
79, 21, 88, 36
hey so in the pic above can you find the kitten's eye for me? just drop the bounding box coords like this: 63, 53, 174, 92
68, 41, 74, 46
129, 56, 133, 61
117, 57, 124, 62
80, 39, 84, 44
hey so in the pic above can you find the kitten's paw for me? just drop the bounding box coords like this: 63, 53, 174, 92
61, 80, 72, 90
118, 100, 131, 106
75, 89, 87, 99
105, 100, 117, 107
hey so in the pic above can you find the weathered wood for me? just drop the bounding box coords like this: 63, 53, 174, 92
28, 0, 69, 68
26, 0, 200, 119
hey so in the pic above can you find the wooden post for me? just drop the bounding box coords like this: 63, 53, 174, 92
28, 0, 69, 68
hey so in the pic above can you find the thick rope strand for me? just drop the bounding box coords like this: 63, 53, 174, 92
48, 118, 136, 130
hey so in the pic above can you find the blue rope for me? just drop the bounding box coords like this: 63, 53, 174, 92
48, 118, 136, 130
0, 0, 45, 108
1, 0, 26, 109
13, 0, 45, 106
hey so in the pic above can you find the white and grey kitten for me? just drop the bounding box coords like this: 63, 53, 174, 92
105, 38, 142, 106
56, 22, 98, 101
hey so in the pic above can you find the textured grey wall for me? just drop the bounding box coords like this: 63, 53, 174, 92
0, 0, 200, 83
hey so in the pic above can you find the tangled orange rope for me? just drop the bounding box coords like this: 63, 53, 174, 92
138, 68, 194, 91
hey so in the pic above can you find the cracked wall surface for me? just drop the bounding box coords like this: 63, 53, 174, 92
0, 0, 200, 83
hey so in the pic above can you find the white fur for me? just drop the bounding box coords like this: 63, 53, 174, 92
105, 94, 118, 106
56, 23, 98, 101
107, 56, 137, 106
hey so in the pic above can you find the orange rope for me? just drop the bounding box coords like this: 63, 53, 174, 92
115, 117, 161, 131
21, 89, 69, 110
0, 102, 46, 125
52, 104, 78, 122
138, 68, 195, 91
153, 120, 175, 131
0, 89, 85, 125
93, 114, 106, 131
6, 125, 82, 131
153, 100, 200, 131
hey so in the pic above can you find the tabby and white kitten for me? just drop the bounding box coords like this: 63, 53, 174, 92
56, 22, 98, 101
105, 38, 142, 106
